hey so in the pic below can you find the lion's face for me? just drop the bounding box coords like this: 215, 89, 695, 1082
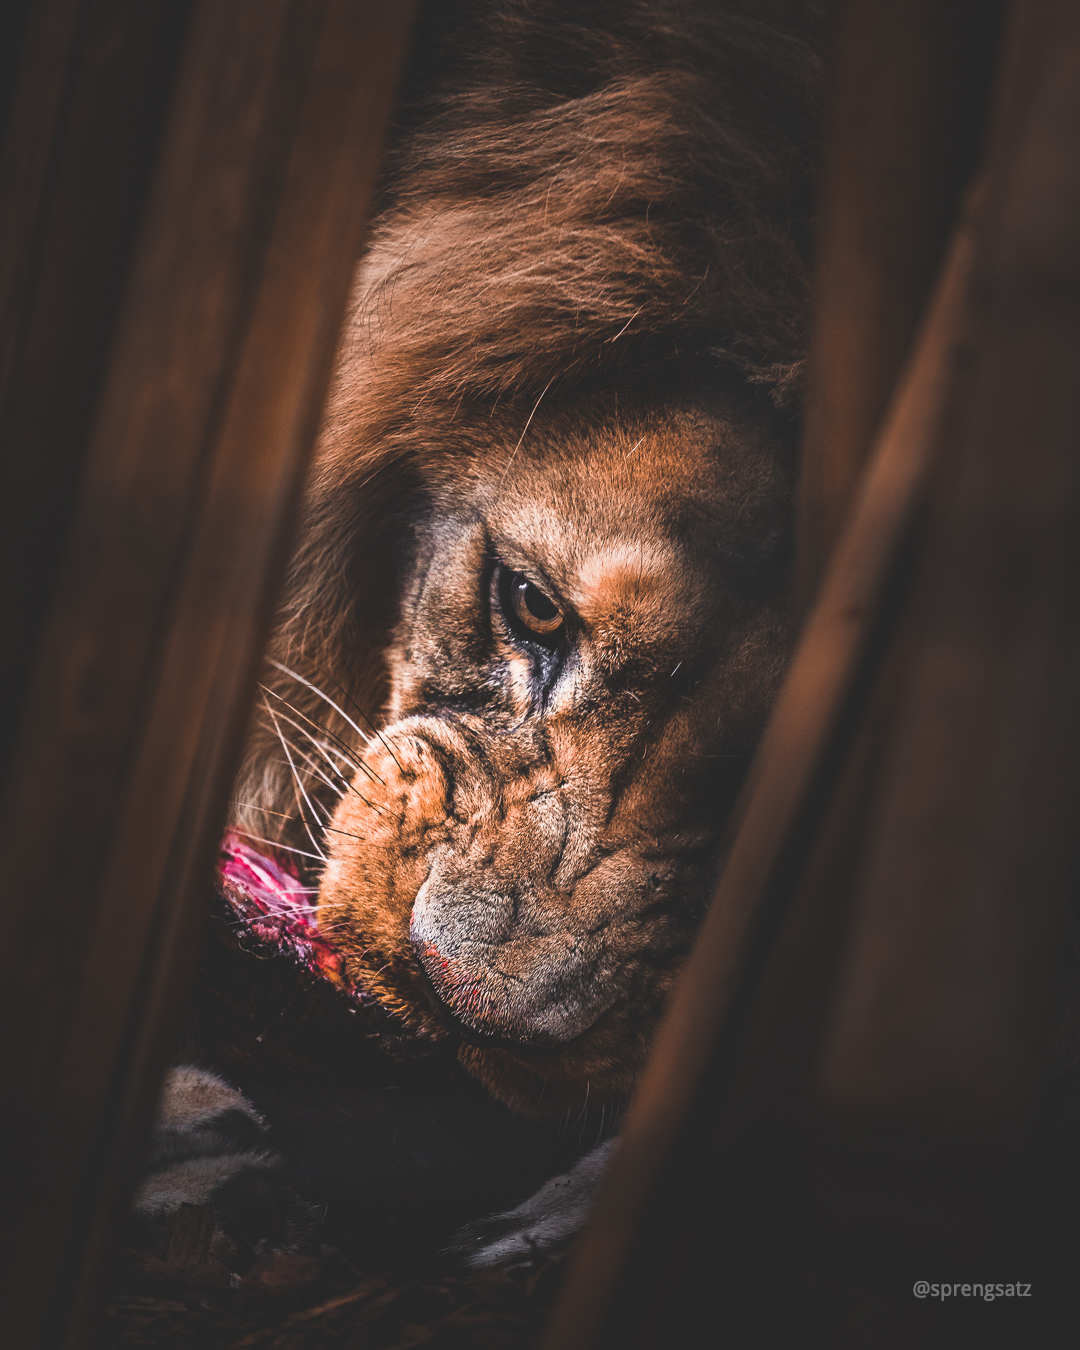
316, 386, 794, 1114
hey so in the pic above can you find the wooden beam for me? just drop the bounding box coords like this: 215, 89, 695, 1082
0, 4, 414, 1346
796, 0, 1003, 613
544, 0, 1080, 1340
0, 0, 193, 775
819, 0, 1080, 1133
542, 165, 981, 1350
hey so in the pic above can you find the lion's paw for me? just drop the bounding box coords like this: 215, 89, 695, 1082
448, 1138, 616, 1269
131, 1065, 319, 1266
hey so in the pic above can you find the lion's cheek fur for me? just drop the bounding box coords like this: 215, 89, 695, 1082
316, 733, 453, 1038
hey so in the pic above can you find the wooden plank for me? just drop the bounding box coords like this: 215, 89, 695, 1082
544, 0, 1080, 1341
0, 3, 414, 1347
541, 144, 982, 1350
543, 0, 1072, 1341
0, 0, 193, 775
643, 9, 1080, 1333
796, 0, 1004, 612
819, 0, 1080, 1130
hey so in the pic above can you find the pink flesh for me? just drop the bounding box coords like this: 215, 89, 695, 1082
218, 830, 356, 995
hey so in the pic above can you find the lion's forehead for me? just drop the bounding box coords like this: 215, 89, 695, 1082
480, 403, 780, 588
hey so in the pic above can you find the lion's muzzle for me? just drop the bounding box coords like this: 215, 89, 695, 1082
409, 864, 614, 1046
318, 705, 712, 1083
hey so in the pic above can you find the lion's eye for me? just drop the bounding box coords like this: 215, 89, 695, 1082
512, 576, 561, 633
499, 568, 564, 645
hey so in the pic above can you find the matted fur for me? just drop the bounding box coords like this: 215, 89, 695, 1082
234, 0, 825, 1117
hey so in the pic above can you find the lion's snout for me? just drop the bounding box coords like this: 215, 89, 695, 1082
318, 710, 710, 1097
318, 715, 601, 1042
408, 866, 607, 1046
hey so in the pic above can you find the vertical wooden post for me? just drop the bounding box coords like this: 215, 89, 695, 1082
796, 0, 1003, 613
818, 0, 1080, 1133
0, 4, 414, 1347
542, 176, 982, 1350
545, 0, 1080, 1343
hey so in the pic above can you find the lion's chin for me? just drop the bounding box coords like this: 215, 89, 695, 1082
454, 1034, 641, 1119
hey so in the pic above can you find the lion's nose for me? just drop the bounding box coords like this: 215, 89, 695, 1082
410, 871, 516, 950
408, 873, 510, 1024
408, 873, 598, 1046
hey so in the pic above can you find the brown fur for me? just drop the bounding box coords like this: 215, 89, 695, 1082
234, 0, 824, 1118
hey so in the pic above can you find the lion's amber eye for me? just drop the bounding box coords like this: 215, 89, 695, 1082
504, 570, 564, 641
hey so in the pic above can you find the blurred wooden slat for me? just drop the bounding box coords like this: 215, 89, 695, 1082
544, 0, 1080, 1342
0, 2, 43, 155
541, 167, 980, 1350
0, 3, 414, 1347
0, 0, 193, 775
796, 0, 1004, 613
673, 10, 1080, 1331
818, 0, 1080, 1129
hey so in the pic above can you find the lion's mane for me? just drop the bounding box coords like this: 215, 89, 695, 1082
238, 0, 825, 884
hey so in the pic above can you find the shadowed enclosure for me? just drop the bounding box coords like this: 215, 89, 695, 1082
2, 2, 1078, 1348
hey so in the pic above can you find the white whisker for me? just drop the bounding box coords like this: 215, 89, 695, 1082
230, 830, 326, 863
277, 737, 342, 811
269, 660, 404, 773
265, 703, 328, 861
261, 683, 384, 787
265, 708, 381, 814
264, 701, 351, 777
279, 730, 385, 820
233, 801, 302, 823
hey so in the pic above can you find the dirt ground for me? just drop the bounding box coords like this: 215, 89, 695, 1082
104, 1243, 564, 1350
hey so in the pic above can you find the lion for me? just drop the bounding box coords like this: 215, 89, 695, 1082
134, 0, 825, 1270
